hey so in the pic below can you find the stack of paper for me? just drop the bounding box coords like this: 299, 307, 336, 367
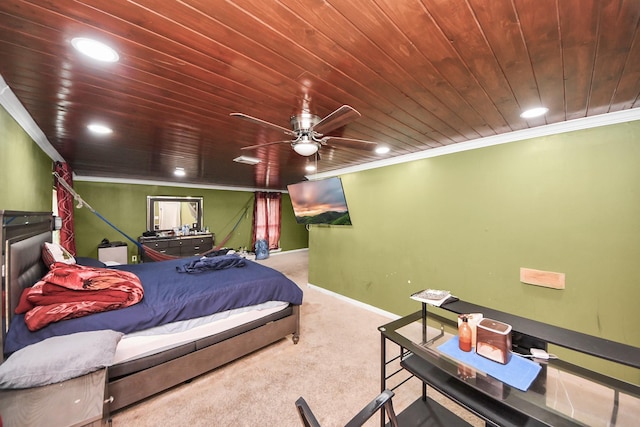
410, 289, 453, 306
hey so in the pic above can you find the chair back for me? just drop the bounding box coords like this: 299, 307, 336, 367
295, 390, 398, 427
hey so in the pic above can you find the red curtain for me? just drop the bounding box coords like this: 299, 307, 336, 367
252, 192, 281, 250
54, 162, 77, 255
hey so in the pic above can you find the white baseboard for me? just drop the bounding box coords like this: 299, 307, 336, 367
307, 283, 400, 320
239, 247, 308, 260
271, 247, 308, 256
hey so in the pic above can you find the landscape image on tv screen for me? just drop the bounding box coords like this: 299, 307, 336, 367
287, 177, 352, 225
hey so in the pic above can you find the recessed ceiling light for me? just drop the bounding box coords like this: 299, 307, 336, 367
71, 37, 119, 63
174, 167, 186, 177
520, 107, 549, 119
375, 146, 390, 154
305, 165, 316, 172
87, 123, 112, 134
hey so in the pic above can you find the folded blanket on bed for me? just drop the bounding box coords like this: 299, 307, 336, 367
176, 254, 246, 274
15, 262, 144, 331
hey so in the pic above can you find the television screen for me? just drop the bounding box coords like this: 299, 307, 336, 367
287, 177, 352, 225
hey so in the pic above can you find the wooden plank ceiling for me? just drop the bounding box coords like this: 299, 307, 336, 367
0, 0, 638, 190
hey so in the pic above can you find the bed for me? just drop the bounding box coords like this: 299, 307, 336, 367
0, 211, 302, 413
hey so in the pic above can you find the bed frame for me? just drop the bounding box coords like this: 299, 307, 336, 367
1, 211, 301, 413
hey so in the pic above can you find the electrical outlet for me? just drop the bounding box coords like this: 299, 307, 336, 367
131, 255, 138, 263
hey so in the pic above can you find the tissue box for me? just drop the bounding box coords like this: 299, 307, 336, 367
476, 318, 512, 364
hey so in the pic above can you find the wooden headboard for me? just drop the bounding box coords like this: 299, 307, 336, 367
1, 211, 52, 360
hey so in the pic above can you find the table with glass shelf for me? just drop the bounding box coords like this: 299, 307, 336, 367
379, 300, 640, 427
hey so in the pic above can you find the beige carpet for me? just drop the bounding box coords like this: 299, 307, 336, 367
111, 250, 481, 426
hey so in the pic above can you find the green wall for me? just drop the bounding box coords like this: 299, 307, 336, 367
309, 120, 640, 382
73, 181, 308, 260
280, 193, 309, 250
0, 106, 52, 211
3, 99, 637, 381
0, 104, 308, 260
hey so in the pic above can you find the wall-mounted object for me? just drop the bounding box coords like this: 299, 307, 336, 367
53, 216, 63, 230
287, 177, 351, 226
147, 196, 203, 232
520, 268, 565, 289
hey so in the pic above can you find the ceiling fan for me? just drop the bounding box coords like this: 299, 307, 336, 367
230, 105, 378, 157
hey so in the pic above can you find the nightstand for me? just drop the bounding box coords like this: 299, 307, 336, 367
98, 242, 128, 265
0, 368, 108, 426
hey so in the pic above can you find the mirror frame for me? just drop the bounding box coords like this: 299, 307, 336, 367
147, 196, 203, 232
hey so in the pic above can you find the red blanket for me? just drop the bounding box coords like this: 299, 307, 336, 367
16, 262, 144, 331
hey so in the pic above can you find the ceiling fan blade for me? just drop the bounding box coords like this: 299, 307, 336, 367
230, 113, 296, 136
241, 140, 291, 150
311, 105, 361, 135
321, 136, 378, 151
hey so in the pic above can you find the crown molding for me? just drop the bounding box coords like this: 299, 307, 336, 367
310, 108, 640, 180
0, 74, 64, 162
73, 175, 286, 193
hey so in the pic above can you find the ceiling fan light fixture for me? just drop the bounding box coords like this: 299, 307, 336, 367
71, 37, 119, 63
520, 107, 548, 119
232, 104, 375, 158
293, 142, 319, 156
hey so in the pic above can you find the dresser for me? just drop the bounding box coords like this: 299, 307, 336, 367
138, 233, 214, 262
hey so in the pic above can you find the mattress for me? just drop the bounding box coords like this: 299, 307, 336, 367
113, 301, 289, 364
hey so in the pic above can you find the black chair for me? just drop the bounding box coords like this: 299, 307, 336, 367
295, 389, 399, 427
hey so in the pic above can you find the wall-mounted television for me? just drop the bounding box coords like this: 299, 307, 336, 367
287, 177, 352, 225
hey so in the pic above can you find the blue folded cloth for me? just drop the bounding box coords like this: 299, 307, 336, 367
176, 254, 246, 274
437, 336, 542, 391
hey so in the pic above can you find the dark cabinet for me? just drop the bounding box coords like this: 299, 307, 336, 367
138, 234, 214, 262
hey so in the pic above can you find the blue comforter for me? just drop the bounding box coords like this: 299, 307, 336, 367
4, 256, 303, 354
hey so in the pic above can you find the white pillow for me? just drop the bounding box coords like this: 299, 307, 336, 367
42, 242, 76, 267
0, 330, 123, 389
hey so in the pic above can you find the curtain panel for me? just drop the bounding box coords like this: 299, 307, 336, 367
252, 192, 281, 250
54, 162, 76, 255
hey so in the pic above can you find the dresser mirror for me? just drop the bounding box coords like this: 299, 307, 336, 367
147, 196, 203, 232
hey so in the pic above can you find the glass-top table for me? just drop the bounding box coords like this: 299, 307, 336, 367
379, 306, 640, 427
